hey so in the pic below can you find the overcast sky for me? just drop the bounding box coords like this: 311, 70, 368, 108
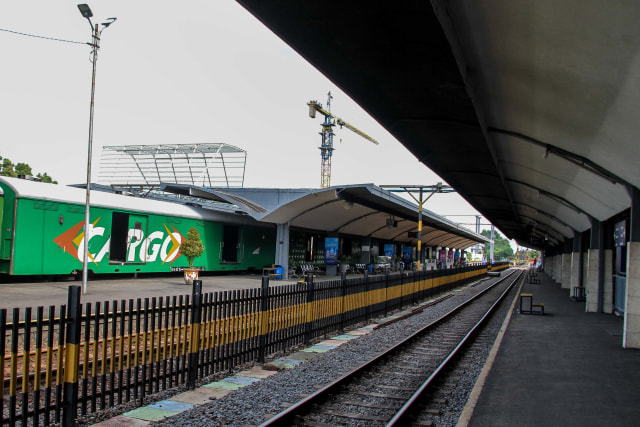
0, 1, 502, 235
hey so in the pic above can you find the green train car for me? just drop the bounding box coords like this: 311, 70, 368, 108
0, 177, 276, 276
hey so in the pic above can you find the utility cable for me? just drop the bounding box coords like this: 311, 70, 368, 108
0, 27, 87, 45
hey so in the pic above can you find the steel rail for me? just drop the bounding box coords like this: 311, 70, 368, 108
387, 269, 523, 425
259, 270, 520, 427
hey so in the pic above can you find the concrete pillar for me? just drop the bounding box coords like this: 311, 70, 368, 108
623, 241, 640, 348
545, 254, 552, 275
586, 222, 603, 312
623, 187, 640, 348
560, 239, 573, 289
275, 222, 290, 279
603, 249, 614, 314
558, 254, 563, 283
586, 248, 600, 312
360, 237, 371, 265
570, 233, 585, 297
583, 252, 588, 289
570, 253, 580, 294
561, 253, 572, 289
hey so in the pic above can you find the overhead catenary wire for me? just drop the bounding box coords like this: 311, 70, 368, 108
0, 27, 88, 45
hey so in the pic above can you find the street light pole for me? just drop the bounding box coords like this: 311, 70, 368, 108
77, 4, 116, 294
81, 21, 98, 295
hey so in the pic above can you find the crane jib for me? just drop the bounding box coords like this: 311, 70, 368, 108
308, 92, 380, 188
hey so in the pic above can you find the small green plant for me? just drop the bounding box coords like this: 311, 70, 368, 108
179, 227, 205, 269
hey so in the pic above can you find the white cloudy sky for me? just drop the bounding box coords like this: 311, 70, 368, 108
0, 1, 501, 234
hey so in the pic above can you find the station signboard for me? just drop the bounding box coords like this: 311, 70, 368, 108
402, 247, 412, 263
384, 244, 395, 258
614, 220, 626, 247
325, 237, 338, 265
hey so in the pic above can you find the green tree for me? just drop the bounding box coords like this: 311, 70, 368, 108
0, 157, 57, 183
36, 172, 58, 184
481, 229, 514, 261
1, 158, 16, 177
15, 162, 32, 176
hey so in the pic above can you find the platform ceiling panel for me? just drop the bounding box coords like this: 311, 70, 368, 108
237, 0, 640, 249
508, 181, 592, 234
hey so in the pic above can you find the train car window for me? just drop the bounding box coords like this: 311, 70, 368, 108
110, 212, 129, 262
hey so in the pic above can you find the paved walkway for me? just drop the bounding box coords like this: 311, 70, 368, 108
465, 271, 640, 426
0, 272, 340, 311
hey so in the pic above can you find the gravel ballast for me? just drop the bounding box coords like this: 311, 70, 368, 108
137, 276, 514, 427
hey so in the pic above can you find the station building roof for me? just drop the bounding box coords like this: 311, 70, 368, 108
161, 183, 489, 250
0, 176, 487, 250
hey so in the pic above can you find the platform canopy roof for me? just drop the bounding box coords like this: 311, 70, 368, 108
161, 183, 489, 250
236, 0, 640, 250
98, 143, 246, 190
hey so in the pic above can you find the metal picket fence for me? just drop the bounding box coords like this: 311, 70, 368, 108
0, 264, 489, 426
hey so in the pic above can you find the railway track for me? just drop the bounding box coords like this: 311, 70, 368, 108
260, 269, 523, 426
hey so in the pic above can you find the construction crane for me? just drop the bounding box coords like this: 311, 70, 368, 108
308, 92, 379, 188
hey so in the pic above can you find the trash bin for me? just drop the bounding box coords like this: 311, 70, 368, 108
274, 266, 283, 280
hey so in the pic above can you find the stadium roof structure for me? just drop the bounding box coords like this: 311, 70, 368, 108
98, 143, 246, 190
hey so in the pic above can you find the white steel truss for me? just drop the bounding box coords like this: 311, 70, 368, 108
98, 143, 246, 189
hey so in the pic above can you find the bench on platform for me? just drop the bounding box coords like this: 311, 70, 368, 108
339, 263, 353, 275
571, 286, 586, 301
354, 264, 368, 273
262, 267, 275, 276
262, 266, 283, 280
532, 302, 545, 314
529, 269, 540, 284
300, 264, 322, 276
520, 293, 545, 315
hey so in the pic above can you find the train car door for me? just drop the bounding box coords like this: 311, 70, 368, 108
110, 212, 148, 264
0, 193, 6, 260
127, 214, 148, 263
222, 225, 239, 263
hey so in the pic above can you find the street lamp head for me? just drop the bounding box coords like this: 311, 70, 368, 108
77, 4, 93, 19
101, 17, 117, 28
